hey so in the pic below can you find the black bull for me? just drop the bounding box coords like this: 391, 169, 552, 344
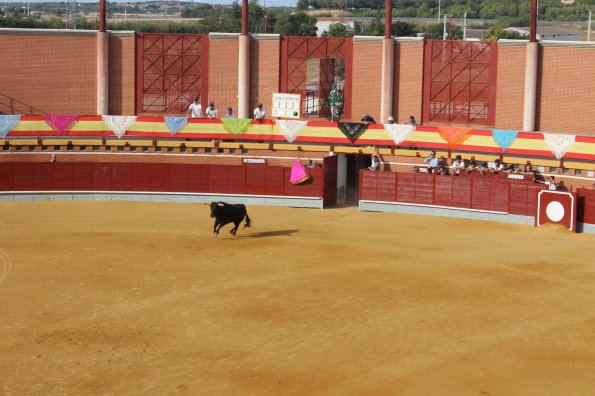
210, 202, 252, 236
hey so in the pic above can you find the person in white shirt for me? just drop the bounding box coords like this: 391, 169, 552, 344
253, 103, 266, 120
206, 102, 218, 119
187, 96, 202, 118
450, 155, 465, 176
490, 159, 505, 173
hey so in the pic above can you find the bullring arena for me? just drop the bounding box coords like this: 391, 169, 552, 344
2, 201, 595, 395
2, 2, 595, 393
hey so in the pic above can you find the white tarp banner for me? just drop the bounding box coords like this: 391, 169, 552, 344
543, 133, 576, 160
102, 115, 137, 138
275, 119, 308, 143
384, 123, 415, 145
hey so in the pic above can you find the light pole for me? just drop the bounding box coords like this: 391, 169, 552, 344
588, 9, 592, 42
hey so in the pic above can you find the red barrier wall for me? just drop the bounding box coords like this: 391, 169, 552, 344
0, 162, 324, 199
357, 171, 589, 220
577, 189, 595, 225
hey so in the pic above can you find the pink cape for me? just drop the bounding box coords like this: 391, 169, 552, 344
290, 161, 311, 185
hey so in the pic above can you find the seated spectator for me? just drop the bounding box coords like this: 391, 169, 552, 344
305, 159, 317, 168
478, 161, 490, 175
490, 159, 505, 173
361, 113, 376, 124
523, 161, 533, 173
504, 163, 517, 173
450, 155, 465, 176
403, 115, 419, 125
536, 175, 559, 190
368, 154, 381, 171
466, 157, 478, 174
437, 165, 449, 176
423, 150, 439, 173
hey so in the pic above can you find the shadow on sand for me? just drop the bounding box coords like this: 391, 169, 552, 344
236, 229, 299, 239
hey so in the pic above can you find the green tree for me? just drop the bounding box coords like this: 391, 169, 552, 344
483, 27, 528, 41
327, 22, 354, 37
274, 11, 317, 36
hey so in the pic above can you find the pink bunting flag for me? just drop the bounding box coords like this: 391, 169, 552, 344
289, 160, 311, 185
43, 114, 79, 135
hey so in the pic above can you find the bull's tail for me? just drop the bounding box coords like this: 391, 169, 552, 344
244, 213, 251, 228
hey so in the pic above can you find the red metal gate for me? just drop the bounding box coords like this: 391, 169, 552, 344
136, 33, 209, 115
280, 37, 352, 119
422, 40, 497, 125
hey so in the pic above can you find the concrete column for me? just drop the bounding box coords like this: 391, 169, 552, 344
238, 34, 250, 119
522, 41, 538, 132
380, 38, 394, 124
96, 31, 109, 115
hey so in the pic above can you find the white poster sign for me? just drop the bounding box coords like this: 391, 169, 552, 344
272, 93, 301, 119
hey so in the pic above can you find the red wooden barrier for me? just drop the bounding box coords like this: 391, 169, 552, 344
358, 171, 588, 221
577, 188, 595, 225
0, 162, 325, 199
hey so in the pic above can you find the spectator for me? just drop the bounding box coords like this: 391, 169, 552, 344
450, 155, 465, 176
437, 165, 449, 176
206, 102, 219, 119
187, 96, 202, 118
253, 102, 266, 120
368, 154, 381, 171
305, 159, 317, 168
537, 175, 559, 190
477, 161, 490, 175
523, 161, 533, 173
504, 163, 517, 173
490, 159, 505, 173
386, 116, 395, 124
361, 113, 376, 124
223, 107, 236, 118
424, 150, 439, 173
328, 84, 342, 122
466, 156, 478, 174
403, 115, 419, 125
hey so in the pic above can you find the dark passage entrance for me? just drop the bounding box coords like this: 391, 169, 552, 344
345, 154, 372, 205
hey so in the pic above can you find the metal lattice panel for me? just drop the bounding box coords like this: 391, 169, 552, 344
282, 37, 351, 119
137, 33, 206, 114
423, 40, 497, 125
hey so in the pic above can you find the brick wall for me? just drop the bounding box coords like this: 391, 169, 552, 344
0, 31, 97, 115
250, 35, 280, 118
537, 44, 595, 134
108, 33, 136, 115
394, 38, 424, 124
351, 37, 383, 122
208, 33, 239, 114
495, 42, 526, 131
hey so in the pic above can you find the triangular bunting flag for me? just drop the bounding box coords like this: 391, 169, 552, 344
102, 115, 137, 138
275, 119, 308, 143
492, 129, 519, 152
221, 118, 252, 135
164, 116, 188, 135
338, 122, 367, 142
43, 114, 79, 135
0, 115, 21, 138
384, 123, 415, 145
543, 133, 576, 160
289, 160, 311, 185
438, 127, 473, 149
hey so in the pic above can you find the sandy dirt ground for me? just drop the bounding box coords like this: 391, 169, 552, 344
1, 201, 595, 395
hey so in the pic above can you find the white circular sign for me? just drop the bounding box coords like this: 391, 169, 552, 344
546, 201, 565, 222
